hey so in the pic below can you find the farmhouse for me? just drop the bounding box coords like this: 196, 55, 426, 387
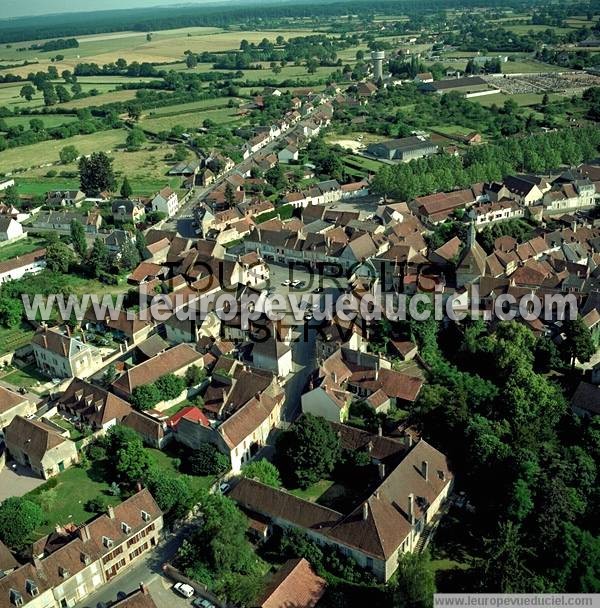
0, 248, 46, 283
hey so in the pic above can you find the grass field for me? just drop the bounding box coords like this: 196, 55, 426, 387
0, 128, 126, 174
2, 114, 79, 129
501, 59, 571, 74
288, 479, 334, 502
147, 97, 241, 117
471, 91, 566, 107
141, 106, 243, 133
239, 65, 338, 83
146, 447, 214, 496
501, 24, 575, 35
57, 89, 140, 110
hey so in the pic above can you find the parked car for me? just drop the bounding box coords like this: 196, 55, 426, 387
281, 280, 291, 286
219, 482, 231, 494
290, 279, 301, 287
313, 286, 323, 293
173, 583, 195, 598
193, 599, 216, 608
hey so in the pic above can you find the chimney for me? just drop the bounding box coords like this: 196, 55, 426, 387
404, 433, 413, 449
139, 583, 149, 595
408, 493, 414, 526
78, 524, 91, 542
33, 557, 43, 572
422, 460, 429, 482
362, 501, 369, 521
377, 425, 382, 437
107, 505, 115, 519
378, 463, 386, 479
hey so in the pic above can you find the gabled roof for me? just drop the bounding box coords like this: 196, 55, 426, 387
257, 558, 326, 608
4, 416, 69, 463
0, 385, 28, 415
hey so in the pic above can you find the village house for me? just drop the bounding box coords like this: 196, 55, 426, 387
151, 187, 179, 218
112, 199, 146, 225
0, 385, 35, 434
0, 490, 163, 608
45, 190, 86, 207
32, 326, 103, 379
277, 145, 299, 163
0, 248, 46, 284
111, 343, 203, 400
230, 437, 453, 582
4, 415, 79, 479
0, 217, 24, 242
57, 378, 132, 432
30, 210, 102, 235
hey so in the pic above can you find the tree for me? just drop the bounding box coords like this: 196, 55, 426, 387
45, 241, 76, 273
155, 373, 186, 400
186, 53, 198, 69
99, 426, 152, 486
224, 183, 235, 209
70, 219, 87, 257
85, 495, 109, 514
42, 84, 58, 106
277, 414, 341, 488
119, 238, 140, 271
79, 152, 116, 194
0, 497, 43, 549
126, 127, 146, 151
59, 144, 79, 164
0, 296, 22, 328
241, 459, 281, 488
55, 84, 71, 103
120, 176, 133, 199
185, 364, 206, 387
391, 552, 436, 608
3, 185, 20, 208
131, 383, 161, 411
19, 84, 35, 101
145, 468, 194, 522
102, 363, 117, 386
185, 443, 230, 476
88, 238, 110, 277
562, 318, 596, 370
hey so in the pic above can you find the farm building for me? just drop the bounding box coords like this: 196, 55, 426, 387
366, 136, 438, 162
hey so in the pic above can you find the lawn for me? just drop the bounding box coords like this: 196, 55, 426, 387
0, 236, 46, 261
288, 479, 334, 502
49, 415, 87, 442
0, 364, 47, 391
146, 447, 215, 496
0, 128, 127, 174
431, 125, 477, 138
26, 465, 121, 538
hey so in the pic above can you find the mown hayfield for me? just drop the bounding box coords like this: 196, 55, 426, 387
0, 128, 127, 173
239, 64, 338, 83
57, 88, 140, 109
14, 141, 182, 196
146, 96, 241, 117
141, 106, 243, 133
501, 59, 571, 74
501, 24, 576, 35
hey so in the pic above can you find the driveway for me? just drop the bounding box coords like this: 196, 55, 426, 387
0, 461, 45, 501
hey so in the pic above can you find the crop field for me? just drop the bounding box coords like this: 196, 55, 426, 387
0, 128, 126, 174
239, 65, 339, 83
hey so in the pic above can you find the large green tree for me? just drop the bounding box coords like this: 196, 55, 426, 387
277, 413, 341, 488
0, 497, 43, 549
79, 152, 116, 194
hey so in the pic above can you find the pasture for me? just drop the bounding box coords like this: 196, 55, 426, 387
141, 106, 243, 133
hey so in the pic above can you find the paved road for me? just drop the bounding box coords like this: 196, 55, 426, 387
0, 461, 45, 501
75, 523, 197, 608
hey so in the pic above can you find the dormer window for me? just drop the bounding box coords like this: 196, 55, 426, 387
141, 510, 150, 522
81, 552, 91, 565
102, 536, 113, 548
25, 580, 38, 597
9, 589, 23, 607
121, 522, 131, 534
59, 566, 70, 578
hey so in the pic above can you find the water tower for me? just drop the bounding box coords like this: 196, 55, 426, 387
371, 50, 385, 81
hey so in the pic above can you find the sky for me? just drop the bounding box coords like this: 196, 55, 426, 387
1, 0, 230, 19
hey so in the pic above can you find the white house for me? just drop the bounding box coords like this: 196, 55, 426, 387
278, 145, 299, 163
0, 217, 24, 242
0, 248, 46, 284
151, 187, 179, 218
0, 178, 15, 191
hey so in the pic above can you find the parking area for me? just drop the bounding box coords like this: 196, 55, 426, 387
0, 460, 45, 500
